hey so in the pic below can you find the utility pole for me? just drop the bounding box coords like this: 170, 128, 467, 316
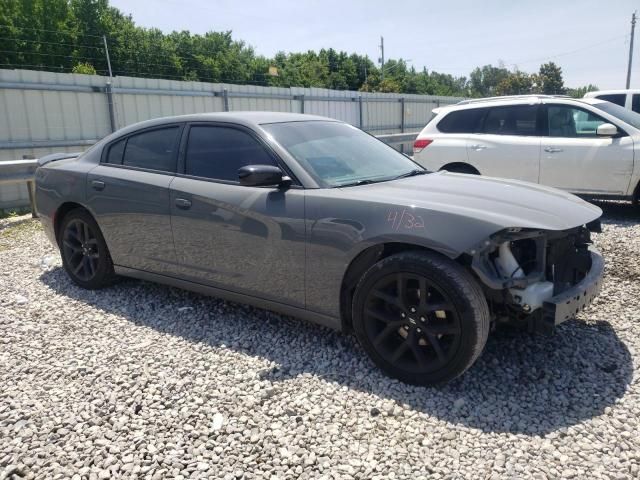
379, 36, 385, 81
627, 11, 636, 89
103, 35, 113, 79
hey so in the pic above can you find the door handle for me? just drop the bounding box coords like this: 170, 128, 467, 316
175, 198, 192, 209
544, 146, 563, 153
470, 144, 487, 150
91, 180, 105, 191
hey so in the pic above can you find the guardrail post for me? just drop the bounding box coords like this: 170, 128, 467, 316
358, 95, 363, 129
27, 179, 38, 218
223, 88, 229, 111
105, 82, 117, 132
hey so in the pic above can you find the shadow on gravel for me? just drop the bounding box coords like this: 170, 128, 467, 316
40, 268, 633, 436
591, 200, 640, 222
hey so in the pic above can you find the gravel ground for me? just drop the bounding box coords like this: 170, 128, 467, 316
1, 203, 639, 480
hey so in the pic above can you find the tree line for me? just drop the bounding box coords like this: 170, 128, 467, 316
0, 0, 598, 97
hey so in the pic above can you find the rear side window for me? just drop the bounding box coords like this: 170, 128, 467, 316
632, 94, 640, 113
483, 105, 538, 136
122, 127, 181, 172
595, 93, 626, 107
105, 138, 125, 164
437, 108, 486, 133
185, 126, 276, 182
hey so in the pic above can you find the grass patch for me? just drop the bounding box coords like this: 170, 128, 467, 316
0, 207, 32, 219
0, 218, 43, 252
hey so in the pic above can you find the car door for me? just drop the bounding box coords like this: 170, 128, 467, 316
170, 123, 306, 308
465, 104, 541, 182
87, 124, 183, 275
539, 104, 634, 195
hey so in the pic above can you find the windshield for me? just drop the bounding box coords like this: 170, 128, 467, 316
592, 101, 640, 130
262, 121, 424, 187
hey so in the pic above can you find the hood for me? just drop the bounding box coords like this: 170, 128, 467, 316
339, 171, 602, 231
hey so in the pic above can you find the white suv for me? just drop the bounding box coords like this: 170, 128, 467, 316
584, 89, 640, 113
412, 95, 640, 202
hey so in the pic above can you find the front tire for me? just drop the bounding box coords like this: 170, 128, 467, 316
59, 209, 116, 289
352, 251, 490, 385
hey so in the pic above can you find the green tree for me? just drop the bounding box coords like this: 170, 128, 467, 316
468, 64, 511, 97
566, 84, 599, 98
495, 71, 534, 96
535, 62, 564, 94
72, 61, 96, 74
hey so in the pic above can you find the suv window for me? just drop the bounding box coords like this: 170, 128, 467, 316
483, 105, 538, 136
633, 94, 640, 113
547, 105, 609, 137
185, 126, 276, 182
122, 127, 181, 172
437, 108, 486, 133
595, 93, 626, 107
105, 138, 125, 164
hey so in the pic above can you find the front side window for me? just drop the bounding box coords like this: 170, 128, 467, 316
185, 126, 276, 182
437, 108, 486, 133
547, 106, 608, 137
263, 121, 424, 188
122, 127, 181, 172
482, 105, 538, 136
595, 93, 626, 107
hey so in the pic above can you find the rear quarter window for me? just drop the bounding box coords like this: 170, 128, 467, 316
437, 108, 486, 133
594, 93, 626, 107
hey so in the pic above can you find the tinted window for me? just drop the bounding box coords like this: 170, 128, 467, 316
437, 108, 486, 133
632, 94, 640, 113
595, 93, 626, 107
122, 127, 180, 172
483, 106, 538, 136
185, 126, 276, 182
548, 106, 609, 137
105, 138, 125, 164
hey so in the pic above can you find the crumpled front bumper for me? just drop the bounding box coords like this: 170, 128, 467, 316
534, 247, 604, 334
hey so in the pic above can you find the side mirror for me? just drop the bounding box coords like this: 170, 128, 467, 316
596, 123, 618, 137
238, 164, 289, 187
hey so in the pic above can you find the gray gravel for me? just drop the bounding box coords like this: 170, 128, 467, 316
1, 203, 639, 479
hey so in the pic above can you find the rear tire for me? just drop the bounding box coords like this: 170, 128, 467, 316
352, 251, 490, 385
58, 209, 117, 289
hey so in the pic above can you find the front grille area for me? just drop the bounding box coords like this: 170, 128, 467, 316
545, 227, 593, 295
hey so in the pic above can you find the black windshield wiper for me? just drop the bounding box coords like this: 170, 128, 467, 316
334, 179, 379, 188
393, 169, 428, 180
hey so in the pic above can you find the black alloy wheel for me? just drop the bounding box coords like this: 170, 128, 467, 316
59, 209, 116, 289
352, 251, 490, 385
362, 273, 462, 374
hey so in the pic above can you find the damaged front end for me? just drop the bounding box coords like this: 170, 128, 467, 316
468, 222, 605, 334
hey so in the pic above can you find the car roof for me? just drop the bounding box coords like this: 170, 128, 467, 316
585, 89, 640, 97
435, 95, 607, 114
113, 111, 339, 137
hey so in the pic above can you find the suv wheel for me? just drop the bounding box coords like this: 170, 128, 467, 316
352, 251, 490, 385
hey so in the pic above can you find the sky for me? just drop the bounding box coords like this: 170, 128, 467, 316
109, 0, 640, 90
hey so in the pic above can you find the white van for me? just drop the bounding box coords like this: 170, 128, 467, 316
584, 89, 640, 113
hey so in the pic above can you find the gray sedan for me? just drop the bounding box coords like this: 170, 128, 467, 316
35, 112, 604, 385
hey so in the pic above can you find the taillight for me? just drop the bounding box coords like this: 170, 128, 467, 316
413, 138, 433, 154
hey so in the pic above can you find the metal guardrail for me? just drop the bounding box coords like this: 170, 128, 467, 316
0, 132, 419, 215
0, 159, 38, 216
376, 132, 419, 146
